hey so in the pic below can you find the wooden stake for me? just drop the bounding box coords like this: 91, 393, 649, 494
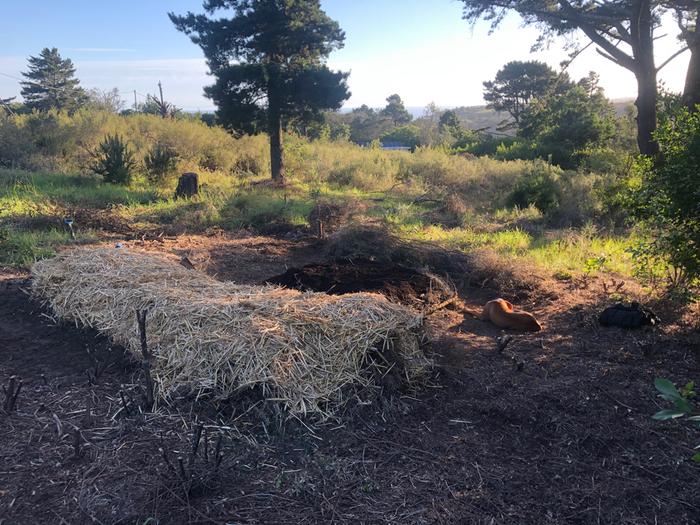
136, 309, 155, 409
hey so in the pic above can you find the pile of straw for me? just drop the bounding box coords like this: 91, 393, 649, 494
31, 248, 429, 418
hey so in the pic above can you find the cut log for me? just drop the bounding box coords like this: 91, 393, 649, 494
174, 172, 199, 199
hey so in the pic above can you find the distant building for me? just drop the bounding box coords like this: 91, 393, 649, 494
356, 140, 413, 151
380, 141, 412, 151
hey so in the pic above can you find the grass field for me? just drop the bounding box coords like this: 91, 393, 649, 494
0, 165, 633, 279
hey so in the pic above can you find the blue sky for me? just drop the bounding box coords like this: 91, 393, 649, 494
0, 0, 689, 111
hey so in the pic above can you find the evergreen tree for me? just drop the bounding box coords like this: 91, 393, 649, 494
519, 72, 616, 168
438, 110, 462, 135
483, 61, 566, 127
348, 105, 393, 144
20, 48, 87, 112
170, 0, 350, 184
381, 94, 412, 126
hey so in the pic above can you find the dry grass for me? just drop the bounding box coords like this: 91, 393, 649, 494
31, 248, 429, 419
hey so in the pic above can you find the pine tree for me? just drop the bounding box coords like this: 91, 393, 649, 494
20, 48, 87, 112
483, 61, 567, 127
381, 94, 412, 126
170, 1, 350, 184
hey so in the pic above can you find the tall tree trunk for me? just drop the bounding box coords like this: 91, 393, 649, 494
634, 68, 659, 156
268, 106, 285, 184
631, 0, 660, 157
684, 48, 700, 111
267, 70, 285, 185
683, 11, 700, 112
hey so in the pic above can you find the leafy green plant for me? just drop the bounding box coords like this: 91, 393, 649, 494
144, 142, 178, 185
583, 254, 607, 275
507, 162, 561, 213
628, 108, 700, 292
652, 378, 700, 462
90, 134, 137, 184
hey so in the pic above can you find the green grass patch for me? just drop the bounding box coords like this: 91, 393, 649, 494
0, 169, 156, 209
394, 223, 633, 277
0, 167, 637, 278
0, 227, 97, 268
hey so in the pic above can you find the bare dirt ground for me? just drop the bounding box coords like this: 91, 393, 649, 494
1, 232, 699, 524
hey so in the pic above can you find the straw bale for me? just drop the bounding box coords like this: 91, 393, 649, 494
31, 248, 429, 418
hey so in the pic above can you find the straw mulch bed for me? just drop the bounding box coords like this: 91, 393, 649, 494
31, 248, 429, 418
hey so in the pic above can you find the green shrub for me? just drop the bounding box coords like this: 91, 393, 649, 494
232, 154, 262, 176
381, 125, 422, 149
552, 172, 606, 226
90, 134, 137, 184
628, 108, 700, 288
578, 147, 631, 176
144, 142, 178, 185
507, 161, 561, 213
493, 139, 538, 162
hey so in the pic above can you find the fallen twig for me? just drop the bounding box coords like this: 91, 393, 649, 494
2, 375, 22, 413
424, 295, 460, 316
496, 335, 514, 353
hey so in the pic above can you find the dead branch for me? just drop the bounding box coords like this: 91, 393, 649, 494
136, 309, 156, 409
2, 375, 22, 413
496, 335, 514, 353
423, 295, 461, 316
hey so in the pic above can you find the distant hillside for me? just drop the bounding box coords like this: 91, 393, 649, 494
450, 106, 511, 134
340, 98, 635, 136
452, 98, 635, 134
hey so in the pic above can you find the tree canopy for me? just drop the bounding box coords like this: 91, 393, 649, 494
20, 48, 87, 112
519, 72, 616, 167
347, 105, 393, 143
483, 60, 567, 127
381, 94, 412, 126
381, 124, 422, 149
438, 110, 462, 135
170, 0, 350, 183
460, 1, 693, 156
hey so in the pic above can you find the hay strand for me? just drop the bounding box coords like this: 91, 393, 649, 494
31, 248, 430, 419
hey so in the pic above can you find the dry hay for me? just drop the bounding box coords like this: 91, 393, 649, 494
31, 248, 429, 419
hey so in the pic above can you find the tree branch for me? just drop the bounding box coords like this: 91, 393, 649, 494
558, 0, 636, 71
657, 46, 690, 72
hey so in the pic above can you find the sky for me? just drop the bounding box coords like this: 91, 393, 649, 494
0, 0, 690, 112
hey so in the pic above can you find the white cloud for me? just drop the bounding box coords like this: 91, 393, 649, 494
69, 48, 137, 53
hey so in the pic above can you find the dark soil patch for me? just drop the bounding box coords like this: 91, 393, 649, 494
70, 208, 134, 235
255, 219, 310, 238
264, 257, 454, 307
2, 261, 700, 524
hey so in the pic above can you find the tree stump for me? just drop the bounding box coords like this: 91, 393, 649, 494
174, 172, 199, 199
